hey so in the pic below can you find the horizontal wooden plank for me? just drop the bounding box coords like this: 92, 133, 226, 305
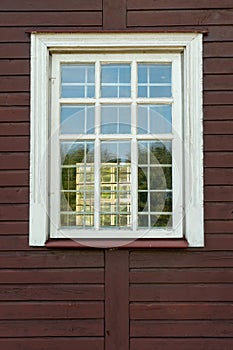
205, 155, 233, 168
0, 188, 28, 204
0, 29, 30, 42
0, 284, 104, 301
0, 236, 39, 250
0, 136, 29, 151
205, 186, 233, 201
204, 92, 233, 105
205, 42, 233, 57
205, 135, 233, 151
205, 220, 233, 233
0, 170, 29, 186
127, 10, 233, 26
0, 44, 29, 59
0, 93, 29, 106
0, 27, 101, 42
130, 267, 233, 284
0, 319, 104, 337
0, 107, 29, 122
0, 0, 102, 11
0, 77, 29, 92
204, 75, 233, 91
205, 234, 233, 250
204, 58, 233, 74
127, 0, 233, 10
0, 301, 104, 319
0, 268, 104, 283
0, 60, 29, 75
204, 105, 233, 120
130, 251, 233, 268
130, 320, 233, 337
0, 153, 29, 169
0, 250, 104, 268
130, 284, 233, 301
0, 204, 28, 221
204, 121, 233, 134
0, 338, 104, 350
205, 202, 233, 220
0, 12, 102, 26
131, 338, 233, 350
0, 122, 29, 136
205, 26, 233, 42
0, 222, 28, 234
130, 302, 233, 320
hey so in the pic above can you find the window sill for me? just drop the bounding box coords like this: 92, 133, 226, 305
45, 238, 188, 249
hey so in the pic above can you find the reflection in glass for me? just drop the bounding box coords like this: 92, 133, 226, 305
138, 63, 172, 98
61, 105, 95, 134
137, 140, 173, 228
138, 141, 172, 165
151, 214, 172, 227
100, 141, 131, 228
101, 64, 131, 98
138, 105, 172, 134
101, 104, 131, 134
61, 64, 95, 98
150, 192, 172, 212
60, 141, 95, 227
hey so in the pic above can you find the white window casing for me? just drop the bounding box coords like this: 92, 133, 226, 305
30, 33, 204, 247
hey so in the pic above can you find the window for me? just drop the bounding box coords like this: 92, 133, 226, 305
30, 33, 204, 246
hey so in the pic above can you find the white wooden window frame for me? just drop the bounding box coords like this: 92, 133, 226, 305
30, 32, 203, 247
50, 53, 182, 239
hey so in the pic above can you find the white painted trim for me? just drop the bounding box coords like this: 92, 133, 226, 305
30, 32, 204, 247
183, 34, 204, 247
29, 35, 50, 245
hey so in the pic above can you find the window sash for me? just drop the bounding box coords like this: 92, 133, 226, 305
50, 52, 183, 239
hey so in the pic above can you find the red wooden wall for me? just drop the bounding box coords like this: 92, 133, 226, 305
0, 0, 232, 349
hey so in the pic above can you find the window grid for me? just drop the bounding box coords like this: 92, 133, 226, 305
50, 53, 183, 238
60, 61, 173, 230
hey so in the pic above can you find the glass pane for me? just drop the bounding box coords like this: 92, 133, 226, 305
61, 168, 76, 191
62, 86, 85, 98
138, 192, 148, 212
138, 105, 172, 134
101, 64, 131, 98
101, 141, 131, 163
138, 167, 148, 191
60, 141, 95, 227
150, 86, 172, 98
149, 141, 172, 165
60, 191, 76, 212
100, 141, 131, 228
61, 214, 77, 226
138, 141, 172, 165
150, 167, 172, 190
151, 214, 172, 227
61, 64, 95, 98
138, 66, 147, 83
101, 105, 131, 134
138, 142, 148, 164
149, 65, 171, 84
137, 140, 173, 229
138, 214, 148, 227
138, 63, 172, 98
119, 86, 131, 98
61, 105, 95, 134
101, 86, 118, 98
150, 105, 172, 134
150, 192, 172, 212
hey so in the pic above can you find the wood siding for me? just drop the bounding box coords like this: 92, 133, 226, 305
0, 0, 232, 349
